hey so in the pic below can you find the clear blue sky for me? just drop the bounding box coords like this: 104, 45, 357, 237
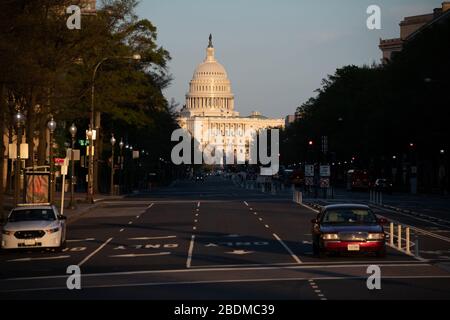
136, 0, 441, 118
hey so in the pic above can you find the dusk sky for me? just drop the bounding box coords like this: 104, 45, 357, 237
136, 0, 441, 118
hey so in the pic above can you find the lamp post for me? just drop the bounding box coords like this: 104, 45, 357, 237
14, 111, 25, 206
110, 134, 116, 195
69, 123, 77, 209
89, 54, 141, 201
119, 138, 124, 193
47, 117, 57, 204
86, 126, 94, 203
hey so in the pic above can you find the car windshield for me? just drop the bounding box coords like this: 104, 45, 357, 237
322, 208, 377, 224
8, 209, 56, 222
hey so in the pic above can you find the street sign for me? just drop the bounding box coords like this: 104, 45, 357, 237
66, 148, 80, 161
8, 143, 29, 159
61, 165, 68, 175
320, 178, 330, 188
54, 158, 66, 165
305, 165, 314, 177
320, 165, 331, 177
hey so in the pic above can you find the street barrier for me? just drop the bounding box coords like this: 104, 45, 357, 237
387, 221, 414, 256
292, 190, 302, 204
369, 189, 383, 205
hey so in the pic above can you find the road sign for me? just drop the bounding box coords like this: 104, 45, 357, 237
320, 178, 330, 188
320, 165, 331, 177
54, 158, 68, 165
305, 165, 314, 177
66, 148, 80, 161
305, 177, 314, 186
61, 165, 68, 175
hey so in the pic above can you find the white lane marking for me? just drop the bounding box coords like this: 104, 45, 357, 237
147, 203, 154, 209
128, 236, 177, 241
2, 262, 430, 282
299, 202, 319, 213
258, 217, 263, 221
194, 219, 198, 223
226, 250, 253, 255
265, 225, 270, 228
195, 213, 199, 217
78, 237, 113, 267
110, 252, 170, 258
67, 238, 95, 243
197, 202, 200, 208
136, 215, 140, 218
128, 221, 133, 225
7, 255, 70, 262
119, 229, 124, 232
186, 235, 196, 268
244, 201, 249, 206
193, 226, 197, 230
5, 275, 450, 293
272, 233, 302, 264
254, 212, 257, 215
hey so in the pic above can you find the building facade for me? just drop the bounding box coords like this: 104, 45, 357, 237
178, 35, 284, 164
379, 2, 450, 63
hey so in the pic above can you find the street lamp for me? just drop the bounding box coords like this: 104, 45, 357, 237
119, 138, 124, 193
69, 123, 77, 209
47, 116, 57, 204
14, 111, 25, 206
89, 53, 141, 201
110, 134, 116, 195
86, 126, 94, 203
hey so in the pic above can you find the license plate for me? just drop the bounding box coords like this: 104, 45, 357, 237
347, 244, 360, 251
24, 239, 36, 246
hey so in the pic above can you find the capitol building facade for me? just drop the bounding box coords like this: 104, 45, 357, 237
178, 35, 284, 163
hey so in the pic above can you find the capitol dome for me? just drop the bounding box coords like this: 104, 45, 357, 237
184, 35, 238, 117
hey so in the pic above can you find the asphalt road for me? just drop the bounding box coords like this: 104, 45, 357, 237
0, 176, 449, 300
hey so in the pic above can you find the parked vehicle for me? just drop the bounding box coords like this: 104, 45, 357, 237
1, 204, 67, 251
346, 169, 370, 191
373, 178, 393, 194
311, 204, 387, 257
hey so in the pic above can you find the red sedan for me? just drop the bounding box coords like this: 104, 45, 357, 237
311, 204, 387, 257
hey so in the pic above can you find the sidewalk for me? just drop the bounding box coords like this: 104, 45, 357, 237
1, 192, 125, 224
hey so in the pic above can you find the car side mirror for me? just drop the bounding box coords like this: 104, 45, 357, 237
58, 215, 67, 220
378, 218, 388, 225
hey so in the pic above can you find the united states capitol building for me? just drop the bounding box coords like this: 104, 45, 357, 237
178, 35, 284, 163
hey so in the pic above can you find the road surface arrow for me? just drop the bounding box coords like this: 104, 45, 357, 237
226, 250, 254, 255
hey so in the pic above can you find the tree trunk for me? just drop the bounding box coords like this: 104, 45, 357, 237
0, 84, 5, 219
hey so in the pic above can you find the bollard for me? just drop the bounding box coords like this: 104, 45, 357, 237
415, 235, 420, 257
397, 224, 402, 250
389, 222, 394, 246
406, 227, 411, 254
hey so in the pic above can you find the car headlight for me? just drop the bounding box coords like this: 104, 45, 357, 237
367, 233, 385, 240
45, 227, 60, 234
2, 229, 14, 236
322, 233, 340, 240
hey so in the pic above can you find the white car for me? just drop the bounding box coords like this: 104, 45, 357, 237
1, 204, 67, 251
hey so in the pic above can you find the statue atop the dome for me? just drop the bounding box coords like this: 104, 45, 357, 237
208, 34, 213, 48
